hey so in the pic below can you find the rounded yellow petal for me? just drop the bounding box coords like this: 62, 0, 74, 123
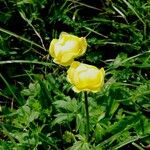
100, 67, 105, 77
59, 32, 68, 38
60, 53, 75, 66
67, 61, 80, 83
60, 32, 80, 42
49, 33, 87, 66
67, 62, 105, 93
72, 86, 81, 93
60, 41, 79, 54
78, 37, 87, 56
49, 39, 58, 57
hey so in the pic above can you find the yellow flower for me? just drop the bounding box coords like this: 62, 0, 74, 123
49, 32, 87, 66
67, 61, 105, 93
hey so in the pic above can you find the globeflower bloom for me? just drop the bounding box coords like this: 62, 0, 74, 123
67, 61, 105, 93
49, 32, 87, 66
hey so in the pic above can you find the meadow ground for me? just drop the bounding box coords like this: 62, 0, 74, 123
0, 0, 150, 149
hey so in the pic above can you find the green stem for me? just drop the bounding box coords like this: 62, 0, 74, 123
84, 92, 89, 142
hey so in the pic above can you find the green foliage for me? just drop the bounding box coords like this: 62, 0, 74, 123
0, 0, 150, 149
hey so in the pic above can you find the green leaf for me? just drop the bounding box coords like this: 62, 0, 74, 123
68, 141, 90, 150
52, 113, 75, 125
53, 98, 78, 112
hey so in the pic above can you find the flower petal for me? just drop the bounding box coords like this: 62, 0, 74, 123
67, 62, 105, 93
49, 39, 58, 57
67, 61, 80, 83
49, 33, 87, 66
78, 37, 87, 56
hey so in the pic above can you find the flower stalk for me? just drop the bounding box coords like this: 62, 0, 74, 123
84, 91, 89, 142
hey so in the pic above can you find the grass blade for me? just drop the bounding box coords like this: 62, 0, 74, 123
0, 27, 46, 51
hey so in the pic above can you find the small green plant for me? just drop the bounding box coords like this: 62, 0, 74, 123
0, 0, 150, 149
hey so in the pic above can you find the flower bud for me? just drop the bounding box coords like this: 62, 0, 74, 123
67, 61, 105, 93
49, 32, 87, 66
